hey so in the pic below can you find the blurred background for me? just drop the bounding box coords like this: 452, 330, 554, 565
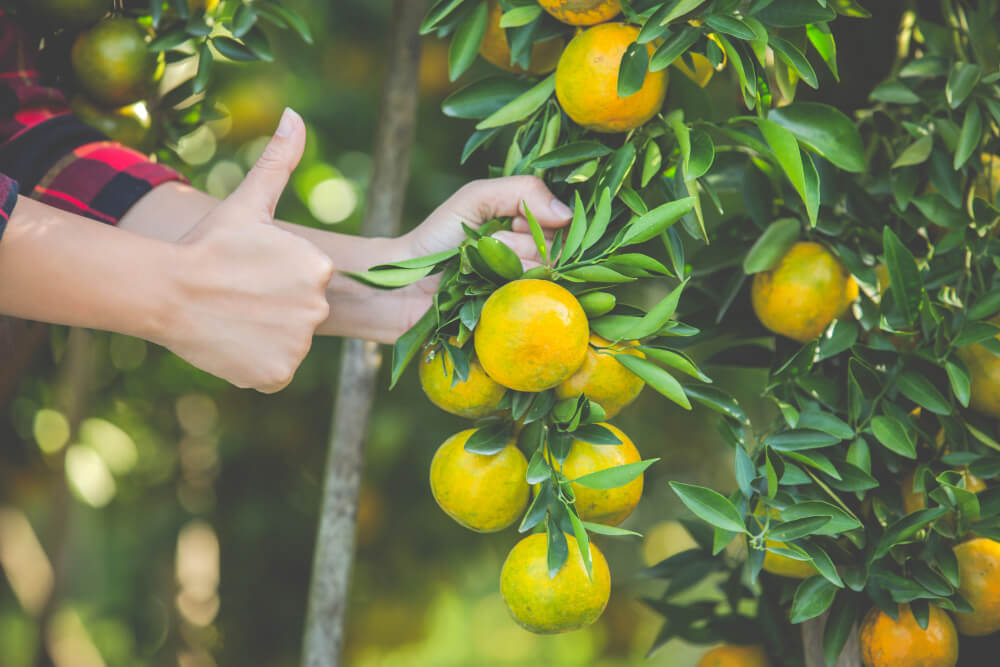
0, 1, 901, 665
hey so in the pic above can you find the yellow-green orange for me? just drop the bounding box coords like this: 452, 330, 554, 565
419, 341, 505, 419
72, 18, 161, 107
543, 423, 642, 526
555, 23, 668, 133
952, 538, 1000, 636
429, 430, 529, 533
957, 314, 1000, 417
751, 241, 851, 343
474, 279, 588, 392
480, 0, 563, 75
697, 645, 772, 667
538, 0, 621, 25
859, 603, 958, 667
70, 95, 152, 151
500, 532, 610, 633
555, 335, 645, 418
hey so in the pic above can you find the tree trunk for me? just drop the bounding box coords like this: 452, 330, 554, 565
300, 2, 428, 666
801, 613, 862, 667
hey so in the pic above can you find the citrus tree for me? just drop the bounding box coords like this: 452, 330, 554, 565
8, 0, 311, 155
361, 0, 1000, 665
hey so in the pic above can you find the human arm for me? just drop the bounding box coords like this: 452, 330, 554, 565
118, 175, 573, 342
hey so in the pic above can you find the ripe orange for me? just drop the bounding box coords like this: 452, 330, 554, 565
697, 644, 771, 667
957, 314, 1000, 417
500, 532, 611, 633
544, 423, 642, 525
71, 18, 162, 107
419, 339, 505, 419
538, 0, 621, 26
480, 0, 564, 75
859, 603, 958, 667
429, 430, 529, 532
474, 279, 589, 392
70, 95, 152, 151
952, 538, 1000, 636
30, 0, 110, 28
837, 275, 859, 319
751, 241, 852, 343
555, 23, 669, 133
555, 335, 645, 418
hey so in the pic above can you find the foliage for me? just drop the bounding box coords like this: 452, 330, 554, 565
407, 0, 1000, 662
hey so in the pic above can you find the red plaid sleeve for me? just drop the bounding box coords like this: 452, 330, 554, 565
0, 172, 17, 241
0, 9, 185, 228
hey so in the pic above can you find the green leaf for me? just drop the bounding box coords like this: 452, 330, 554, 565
796, 411, 854, 440
743, 218, 800, 274
192, 41, 213, 95
684, 385, 749, 424
946, 62, 982, 109
261, 3, 313, 44
571, 423, 622, 446
768, 102, 865, 173
573, 458, 659, 489
498, 5, 542, 27
769, 36, 818, 89
211, 36, 257, 61
882, 226, 923, 326
619, 198, 697, 246
567, 509, 593, 579
641, 141, 663, 187
618, 41, 649, 98
561, 265, 634, 283
547, 517, 569, 578
390, 307, 436, 389
799, 541, 844, 588
449, 1, 487, 82
870, 416, 916, 459
704, 15, 755, 40
476, 237, 523, 281
870, 80, 921, 104
530, 141, 612, 169
241, 26, 273, 62
765, 430, 841, 451
780, 501, 862, 535
616, 282, 685, 340
464, 422, 513, 454
872, 507, 949, 560
823, 594, 858, 666
476, 74, 555, 130
557, 193, 587, 264
520, 480, 553, 532
641, 0, 707, 40
649, 26, 700, 72
640, 348, 711, 382
594, 142, 636, 200
345, 265, 436, 289
149, 25, 190, 51
580, 188, 612, 255
806, 23, 839, 82
615, 355, 691, 409
687, 130, 715, 180
789, 576, 838, 623
768, 517, 831, 541
946, 360, 971, 408
756, 0, 836, 27
582, 521, 642, 537
372, 248, 460, 270
752, 118, 817, 225
230, 4, 257, 37
669, 482, 746, 533
421, 0, 468, 34
891, 134, 933, 168
897, 370, 952, 415
735, 445, 755, 497
522, 202, 549, 264
954, 103, 983, 170
443, 77, 531, 119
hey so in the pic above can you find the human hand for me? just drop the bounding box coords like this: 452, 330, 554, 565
159, 109, 335, 393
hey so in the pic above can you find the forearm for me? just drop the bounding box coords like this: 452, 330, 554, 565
119, 182, 407, 272
0, 196, 174, 340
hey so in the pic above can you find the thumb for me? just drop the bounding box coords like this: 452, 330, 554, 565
230, 107, 306, 219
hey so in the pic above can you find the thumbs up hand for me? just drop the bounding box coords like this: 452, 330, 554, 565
158, 108, 335, 393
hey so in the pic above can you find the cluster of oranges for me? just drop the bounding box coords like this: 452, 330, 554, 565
477, 0, 717, 134
419, 278, 649, 633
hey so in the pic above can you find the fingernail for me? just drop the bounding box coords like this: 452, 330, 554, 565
549, 198, 572, 218
275, 107, 297, 137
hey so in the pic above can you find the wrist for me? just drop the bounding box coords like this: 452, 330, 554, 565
126, 241, 186, 345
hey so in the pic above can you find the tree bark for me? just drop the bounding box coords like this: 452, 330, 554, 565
802, 613, 862, 667
300, 2, 427, 666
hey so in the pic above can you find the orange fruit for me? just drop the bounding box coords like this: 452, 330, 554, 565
543, 423, 642, 525
957, 314, 1000, 417
555, 23, 669, 133
30, 0, 110, 28
555, 335, 645, 418
697, 644, 771, 667
480, 0, 564, 75
751, 241, 852, 343
952, 538, 1000, 636
538, 0, 622, 26
71, 18, 162, 107
858, 603, 958, 667
500, 532, 611, 633
429, 429, 529, 533
418, 339, 505, 419
837, 275, 859, 319
70, 95, 152, 151
641, 520, 698, 566
474, 279, 589, 392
